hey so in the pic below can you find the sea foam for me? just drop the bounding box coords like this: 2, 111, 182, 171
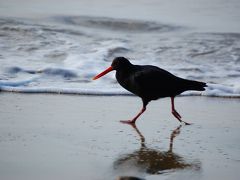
0, 16, 240, 98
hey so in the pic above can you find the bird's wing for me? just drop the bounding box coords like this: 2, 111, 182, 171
133, 66, 177, 86
131, 66, 181, 97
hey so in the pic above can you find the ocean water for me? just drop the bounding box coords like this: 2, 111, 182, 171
0, 0, 240, 97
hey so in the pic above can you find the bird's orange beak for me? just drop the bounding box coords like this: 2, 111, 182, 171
92, 66, 113, 80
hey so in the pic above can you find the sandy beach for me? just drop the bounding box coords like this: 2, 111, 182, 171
0, 93, 239, 180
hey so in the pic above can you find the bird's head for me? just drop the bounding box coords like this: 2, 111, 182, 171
111, 57, 131, 70
92, 57, 131, 80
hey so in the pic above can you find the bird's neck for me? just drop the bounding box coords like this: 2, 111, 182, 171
115, 65, 136, 82
117, 64, 135, 75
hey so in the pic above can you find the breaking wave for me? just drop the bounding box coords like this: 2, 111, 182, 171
0, 16, 240, 98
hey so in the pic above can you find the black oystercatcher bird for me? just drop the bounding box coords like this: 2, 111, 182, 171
93, 57, 207, 125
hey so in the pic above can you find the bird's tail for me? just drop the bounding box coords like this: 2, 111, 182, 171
183, 79, 207, 91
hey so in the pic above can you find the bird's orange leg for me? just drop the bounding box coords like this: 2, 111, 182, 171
171, 97, 191, 125
120, 106, 146, 124
120, 100, 148, 124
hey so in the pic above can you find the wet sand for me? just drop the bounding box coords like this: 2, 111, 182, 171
0, 93, 240, 180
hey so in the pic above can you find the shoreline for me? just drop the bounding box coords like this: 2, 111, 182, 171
1, 90, 240, 99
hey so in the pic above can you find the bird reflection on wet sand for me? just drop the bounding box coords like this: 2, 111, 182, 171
114, 125, 201, 176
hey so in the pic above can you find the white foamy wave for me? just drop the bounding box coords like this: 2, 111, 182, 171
58, 16, 179, 33
0, 17, 240, 98
0, 78, 36, 87
204, 83, 240, 97
1, 81, 240, 98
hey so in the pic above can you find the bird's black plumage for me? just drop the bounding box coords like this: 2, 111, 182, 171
112, 57, 206, 102
94, 57, 207, 124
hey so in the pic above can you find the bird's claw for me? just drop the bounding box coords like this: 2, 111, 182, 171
120, 120, 136, 125
172, 110, 191, 125
181, 121, 192, 125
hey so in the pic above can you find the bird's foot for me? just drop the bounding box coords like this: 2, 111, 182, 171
120, 120, 136, 125
181, 121, 192, 125
172, 110, 191, 125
